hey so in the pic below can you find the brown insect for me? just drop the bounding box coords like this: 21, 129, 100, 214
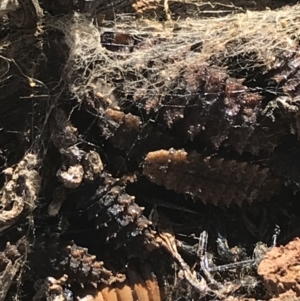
46, 263, 162, 301
94, 264, 161, 301
45, 243, 162, 301
143, 148, 281, 206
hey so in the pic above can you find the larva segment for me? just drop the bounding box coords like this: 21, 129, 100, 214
140, 263, 162, 301
127, 266, 150, 301
50, 244, 163, 301
143, 148, 281, 206
115, 280, 134, 301
94, 291, 105, 301
74, 172, 153, 248
101, 286, 119, 301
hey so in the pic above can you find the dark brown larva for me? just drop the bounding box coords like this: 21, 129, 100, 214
55, 243, 162, 301
143, 148, 281, 206
72, 171, 153, 248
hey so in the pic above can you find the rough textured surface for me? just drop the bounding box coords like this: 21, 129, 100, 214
0, 154, 40, 233
58, 243, 126, 286
0, 238, 27, 301
143, 148, 281, 206
73, 171, 153, 247
35, 243, 162, 301
258, 238, 300, 300
2, 1, 300, 301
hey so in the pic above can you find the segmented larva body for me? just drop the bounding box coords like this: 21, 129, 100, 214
57, 244, 162, 301
73, 172, 153, 247
90, 265, 161, 301
143, 148, 281, 206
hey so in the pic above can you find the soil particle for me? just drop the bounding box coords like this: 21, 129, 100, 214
258, 238, 300, 300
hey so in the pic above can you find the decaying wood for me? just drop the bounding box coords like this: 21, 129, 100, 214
0, 238, 27, 301
0, 154, 40, 233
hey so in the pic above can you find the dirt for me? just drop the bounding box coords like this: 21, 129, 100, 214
258, 238, 300, 300
1, 0, 300, 301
